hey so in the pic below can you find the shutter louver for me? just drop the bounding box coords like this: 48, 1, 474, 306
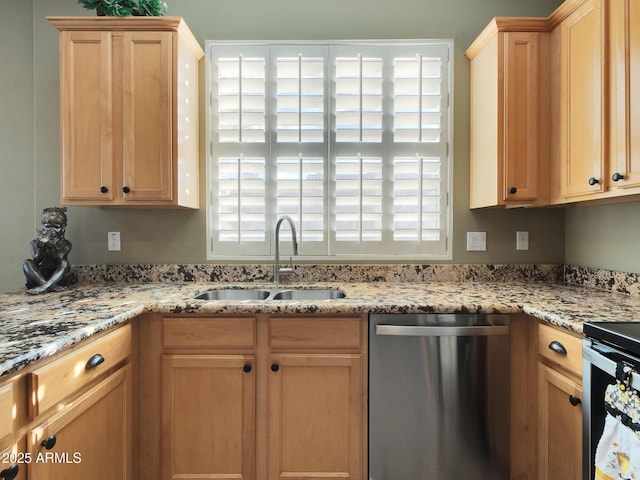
217, 157, 266, 242
217, 55, 266, 143
276, 55, 324, 143
276, 157, 325, 242
393, 55, 443, 143
335, 156, 383, 242
335, 56, 383, 143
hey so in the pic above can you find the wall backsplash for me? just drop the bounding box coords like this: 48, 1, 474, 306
70, 264, 640, 297
72, 263, 564, 284
564, 265, 640, 296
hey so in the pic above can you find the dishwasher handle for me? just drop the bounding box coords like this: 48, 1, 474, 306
375, 324, 509, 337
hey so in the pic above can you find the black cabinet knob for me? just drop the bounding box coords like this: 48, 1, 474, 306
243, 364, 252, 373
0, 465, 18, 480
569, 395, 581, 407
41, 435, 57, 450
588, 177, 599, 186
612, 172, 625, 182
509, 187, 517, 194
122, 186, 131, 194
548, 341, 567, 355
271, 363, 280, 372
85, 353, 105, 370
100, 186, 108, 194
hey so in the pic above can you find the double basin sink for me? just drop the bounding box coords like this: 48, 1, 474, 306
194, 287, 346, 301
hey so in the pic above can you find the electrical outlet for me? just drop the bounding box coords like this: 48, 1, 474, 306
466, 232, 486, 252
516, 231, 529, 251
108, 232, 121, 251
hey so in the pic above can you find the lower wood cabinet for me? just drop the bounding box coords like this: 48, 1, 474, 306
0, 324, 132, 480
268, 353, 363, 480
27, 365, 131, 480
536, 323, 583, 480
151, 314, 367, 480
162, 354, 256, 479
538, 363, 582, 480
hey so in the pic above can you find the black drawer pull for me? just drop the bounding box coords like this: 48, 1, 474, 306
548, 341, 567, 355
569, 395, 581, 407
271, 363, 280, 372
243, 364, 252, 373
86, 353, 105, 370
41, 435, 57, 450
0, 465, 19, 480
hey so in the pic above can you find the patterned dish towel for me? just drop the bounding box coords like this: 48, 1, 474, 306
595, 364, 640, 480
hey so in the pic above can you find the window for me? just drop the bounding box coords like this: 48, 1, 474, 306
206, 40, 452, 260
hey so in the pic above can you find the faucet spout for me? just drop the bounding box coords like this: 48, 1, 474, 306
274, 215, 299, 284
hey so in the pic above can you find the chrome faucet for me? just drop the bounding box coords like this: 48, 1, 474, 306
274, 215, 299, 284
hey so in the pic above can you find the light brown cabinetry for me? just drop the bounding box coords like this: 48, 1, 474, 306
267, 317, 363, 480
0, 324, 132, 480
161, 317, 257, 480
466, 20, 549, 208
47, 17, 203, 208
147, 314, 367, 480
27, 365, 131, 480
537, 323, 582, 480
554, 0, 606, 200
608, 0, 640, 191
469, 0, 640, 207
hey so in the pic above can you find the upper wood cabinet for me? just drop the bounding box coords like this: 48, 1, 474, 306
549, 0, 640, 203
553, 0, 606, 200
469, 0, 640, 207
466, 19, 550, 208
608, 0, 640, 191
48, 17, 203, 208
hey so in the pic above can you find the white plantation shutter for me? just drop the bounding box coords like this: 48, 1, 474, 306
275, 52, 325, 143
334, 53, 384, 143
276, 156, 325, 244
334, 156, 383, 243
206, 41, 451, 260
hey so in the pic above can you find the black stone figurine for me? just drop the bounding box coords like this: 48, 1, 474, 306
23, 207, 77, 295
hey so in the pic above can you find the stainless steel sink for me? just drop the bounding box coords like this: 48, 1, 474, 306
268, 289, 346, 300
194, 289, 271, 300
193, 288, 345, 301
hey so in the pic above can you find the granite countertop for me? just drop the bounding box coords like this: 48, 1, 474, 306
1, 280, 640, 378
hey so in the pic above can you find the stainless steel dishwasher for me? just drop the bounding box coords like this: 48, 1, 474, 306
369, 313, 510, 480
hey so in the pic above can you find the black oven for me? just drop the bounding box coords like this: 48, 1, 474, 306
582, 322, 640, 480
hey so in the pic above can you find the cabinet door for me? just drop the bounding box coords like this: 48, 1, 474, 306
162, 355, 255, 480
60, 30, 114, 202
27, 365, 131, 480
559, 0, 606, 197
1, 437, 28, 480
121, 31, 173, 202
609, 0, 640, 189
538, 363, 582, 480
268, 354, 363, 480
503, 31, 540, 202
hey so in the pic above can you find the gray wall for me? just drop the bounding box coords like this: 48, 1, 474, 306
0, 1, 36, 292
2, 0, 570, 292
565, 203, 640, 273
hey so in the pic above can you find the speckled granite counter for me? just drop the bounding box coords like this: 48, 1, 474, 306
2, 279, 640, 378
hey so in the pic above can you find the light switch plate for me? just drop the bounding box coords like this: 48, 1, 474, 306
466, 232, 486, 251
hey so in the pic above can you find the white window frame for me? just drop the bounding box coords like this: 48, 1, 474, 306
205, 40, 453, 261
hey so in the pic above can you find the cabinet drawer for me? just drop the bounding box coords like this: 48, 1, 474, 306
538, 323, 582, 376
269, 317, 362, 348
163, 317, 256, 348
30, 324, 131, 417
